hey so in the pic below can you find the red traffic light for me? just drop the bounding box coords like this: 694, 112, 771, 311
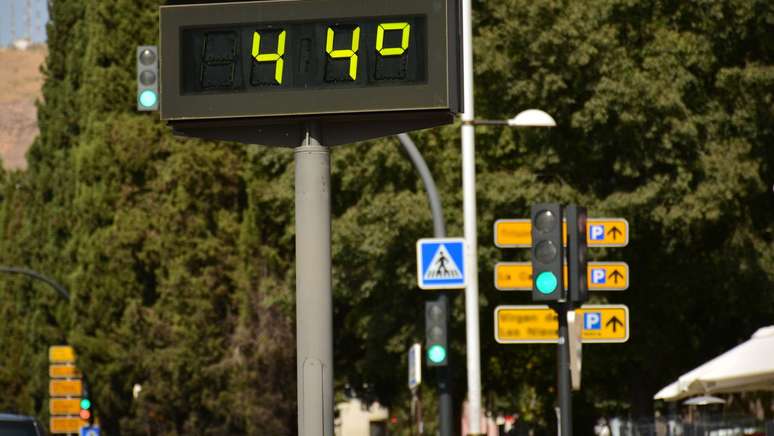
79, 409, 91, 421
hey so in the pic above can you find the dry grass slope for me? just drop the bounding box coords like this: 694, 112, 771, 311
0, 45, 46, 170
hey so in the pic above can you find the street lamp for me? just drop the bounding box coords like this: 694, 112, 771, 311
465, 109, 557, 127
458, 107, 555, 435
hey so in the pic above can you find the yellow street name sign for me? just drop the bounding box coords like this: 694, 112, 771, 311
495, 305, 629, 344
50, 398, 81, 416
48, 346, 76, 363
49, 364, 81, 379
494, 218, 629, 247
50, 416, 85, 434
495, 262, 629, 291
49, 379, 83, 397
495, 305, 558, 343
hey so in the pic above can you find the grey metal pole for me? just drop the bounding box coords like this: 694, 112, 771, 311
557, 304, 572, 436
0, 266, 71, 300
396, 133, 453, 436
295, 123, 333, 436
397, 133, 445, 238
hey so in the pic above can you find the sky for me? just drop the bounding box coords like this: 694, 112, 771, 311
0, 0, 49, 47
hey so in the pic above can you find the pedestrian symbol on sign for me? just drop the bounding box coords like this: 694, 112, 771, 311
589, 225, 605, 241
416, 238, 467, 289
424, 245, 462, 280
584, 312, 602, 330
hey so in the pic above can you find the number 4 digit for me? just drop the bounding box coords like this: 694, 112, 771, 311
326, 26, 360, 81
252, 30, 286, 84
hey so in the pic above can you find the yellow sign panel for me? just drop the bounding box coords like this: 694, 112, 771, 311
587, 262, 628, 290
50, 417, 85, 434
586, 218, 629, 247
495, 262, 629, 291
50, 398, 81, 415
495, 305, 629, 343
49, 346, 76, 363
49, 364, 81, 379
49, 379, 83, 397
494, 218, 629, 247
495, 305, 558, 343
494, 263, 534, 290
576, 306, 629, 342
494, 220, 533, 247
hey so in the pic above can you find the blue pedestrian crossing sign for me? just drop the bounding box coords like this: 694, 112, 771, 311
416, 238, 467, 289
81, 426, 101, 436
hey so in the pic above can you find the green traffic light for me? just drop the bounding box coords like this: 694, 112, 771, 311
139, 89, 158, 108
535, 271, 558, 294
427, 344, 447, 363
80, 398, 91, 410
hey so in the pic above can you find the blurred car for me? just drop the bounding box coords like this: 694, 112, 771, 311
0, 413, 45, 436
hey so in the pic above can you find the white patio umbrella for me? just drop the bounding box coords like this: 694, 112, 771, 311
654, 326, 774, 401
682, 395, 726, 406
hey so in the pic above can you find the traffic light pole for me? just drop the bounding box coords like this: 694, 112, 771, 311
555, 303, 573, 436
295, 123, 334, 436
397, 133, 453, 436
437, 362, 453, 436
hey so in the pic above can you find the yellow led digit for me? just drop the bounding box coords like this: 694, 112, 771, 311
252, 30, 286, 84
326, 26, 360, 80
376, 22, 411, 56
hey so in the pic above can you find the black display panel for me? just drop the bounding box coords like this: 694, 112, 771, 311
160, 0, 462, 145
181, 17, 426, 94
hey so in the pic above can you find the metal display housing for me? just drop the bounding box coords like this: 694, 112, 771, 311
160, 0, 462, 146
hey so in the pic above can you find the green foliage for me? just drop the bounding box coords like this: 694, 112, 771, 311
0, 0, 771, 434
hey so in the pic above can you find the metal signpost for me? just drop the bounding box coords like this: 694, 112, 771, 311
493, 204, 630, 435
159, 2, 462, 435
408, 343, 423, 434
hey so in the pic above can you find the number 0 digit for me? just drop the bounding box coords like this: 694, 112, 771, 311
376, 22, 411, 56
252, 30, 286, 84
326, 26, 360, 81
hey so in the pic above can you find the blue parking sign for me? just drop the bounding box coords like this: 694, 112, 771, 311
584, 312, 602, 330
591, 268, 606, 284
589, 224, 605, 240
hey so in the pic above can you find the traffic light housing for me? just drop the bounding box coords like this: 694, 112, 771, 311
79, 380, 93, 423
531, 203, 564, 301
566, 204, 588, 305
425, 298, 448, 366
137, 46, 159, 111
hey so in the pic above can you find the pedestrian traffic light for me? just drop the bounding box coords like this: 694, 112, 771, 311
566, 204, 588, 305
531, 203, 564, 301
79, 397, 91, 421
137, 46, 159, 111
78, 379, 93, 424
425, 299, 448, 366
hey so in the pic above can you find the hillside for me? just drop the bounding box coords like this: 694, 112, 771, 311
0, 45, 46, 170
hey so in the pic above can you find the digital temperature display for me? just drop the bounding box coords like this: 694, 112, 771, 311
160, 0, 462, 145
181, 17, 426, 93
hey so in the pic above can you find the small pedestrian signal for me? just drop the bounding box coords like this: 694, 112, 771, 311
416, 238, 467, 290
